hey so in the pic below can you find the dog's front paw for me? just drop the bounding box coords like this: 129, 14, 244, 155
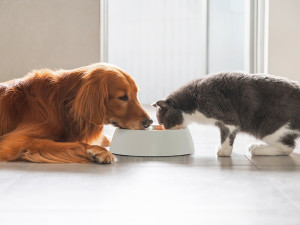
217, 145, 232, 157
87, 146, 114, 164
100, 135, 111, 147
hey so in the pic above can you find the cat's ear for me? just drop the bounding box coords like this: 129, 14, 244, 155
152, 100, 170, 110
151, 102, 157, 107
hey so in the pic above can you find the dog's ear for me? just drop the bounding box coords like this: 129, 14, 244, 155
153, 100, 170, 110
72, 75, 108, 125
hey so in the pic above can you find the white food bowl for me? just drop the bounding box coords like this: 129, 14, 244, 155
110, 125, 195, 156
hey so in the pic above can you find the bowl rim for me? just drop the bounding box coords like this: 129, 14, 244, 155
114, 125, 188, 133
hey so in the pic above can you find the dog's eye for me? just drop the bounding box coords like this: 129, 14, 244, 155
118, 95, 128, 101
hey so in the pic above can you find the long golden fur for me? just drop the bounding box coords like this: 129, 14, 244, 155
0, 63, 151, 164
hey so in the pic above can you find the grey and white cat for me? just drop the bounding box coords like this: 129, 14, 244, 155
153, 72, 300, 156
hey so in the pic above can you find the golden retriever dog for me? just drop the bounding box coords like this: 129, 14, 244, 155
0, 63, 152, 164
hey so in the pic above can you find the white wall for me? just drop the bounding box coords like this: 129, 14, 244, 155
0, 0, 100, 82
268, 0, 300, 81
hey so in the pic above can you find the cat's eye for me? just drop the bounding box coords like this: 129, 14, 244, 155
118, 95, 128, 101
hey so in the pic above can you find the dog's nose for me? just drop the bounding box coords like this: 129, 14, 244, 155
142, 118, 153, 128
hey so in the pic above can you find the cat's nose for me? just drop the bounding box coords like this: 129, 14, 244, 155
142, 118, 153, 128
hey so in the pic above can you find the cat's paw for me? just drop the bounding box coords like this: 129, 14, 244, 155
249, 144, 292, 156
249, 144, 268, 155
217, 145, 232, 157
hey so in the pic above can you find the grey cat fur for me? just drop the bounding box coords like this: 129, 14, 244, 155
153, 72, 300, 156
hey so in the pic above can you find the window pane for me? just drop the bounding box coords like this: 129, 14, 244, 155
108, 0, 206, 104
208, 0, 247, 73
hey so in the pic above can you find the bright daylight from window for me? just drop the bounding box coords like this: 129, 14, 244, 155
108, 0, 247, 104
